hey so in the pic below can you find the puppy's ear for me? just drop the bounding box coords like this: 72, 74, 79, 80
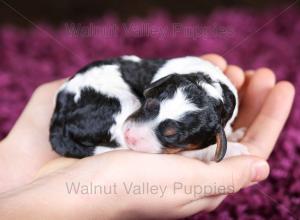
214, 126, 227, 162
143, 74, 176, 97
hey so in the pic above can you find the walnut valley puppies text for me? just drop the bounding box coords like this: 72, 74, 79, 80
65, 23, 233, 40
65, 181, 235, 199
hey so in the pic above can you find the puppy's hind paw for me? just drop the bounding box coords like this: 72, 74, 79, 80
224, 142, 249, 159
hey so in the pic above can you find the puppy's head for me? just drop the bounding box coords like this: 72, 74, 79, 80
123, 74, 229, 162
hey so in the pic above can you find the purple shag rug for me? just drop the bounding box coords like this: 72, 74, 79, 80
0, 6, 299, 219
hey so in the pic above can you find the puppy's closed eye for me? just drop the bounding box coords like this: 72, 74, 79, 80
162, 127, 177, 137
157, 119, 181, 144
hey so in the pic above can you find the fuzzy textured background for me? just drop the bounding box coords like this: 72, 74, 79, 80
0, 7, 299, 219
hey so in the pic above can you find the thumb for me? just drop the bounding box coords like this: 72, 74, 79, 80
201, 156, 269, 196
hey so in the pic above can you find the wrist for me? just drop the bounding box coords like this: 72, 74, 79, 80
0, 177, 82, 219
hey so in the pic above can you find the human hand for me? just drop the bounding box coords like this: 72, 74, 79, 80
31, 54, 294, 218
0, 54, 294, 218
1, 149, 270, 219
0, 55, 294, 216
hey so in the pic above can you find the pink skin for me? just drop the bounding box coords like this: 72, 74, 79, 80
123, 123, 162, 153
124, 128, 137, 145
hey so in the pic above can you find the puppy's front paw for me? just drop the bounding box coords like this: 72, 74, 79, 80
228, 127, 247, 142
180, 142, 249, 162
224, 142, 249, 158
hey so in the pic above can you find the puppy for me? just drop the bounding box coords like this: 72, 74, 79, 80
50, 55, 248, 162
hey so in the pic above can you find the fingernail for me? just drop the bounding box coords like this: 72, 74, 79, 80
251, 161, 269, 182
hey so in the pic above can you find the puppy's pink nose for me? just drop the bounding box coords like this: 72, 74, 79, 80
125, 128, 137, 145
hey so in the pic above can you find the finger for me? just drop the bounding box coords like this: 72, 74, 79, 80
201, 54, 228, 71
224, 65, 245, 90
238, 70, 255, 99
234, 68, 276, 129
242, 81, 295, 158
243, 69, 256, 90
245, 69, 255, 78
198, 156, 269, 196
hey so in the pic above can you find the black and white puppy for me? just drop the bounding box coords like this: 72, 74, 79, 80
50, 55, 248, 162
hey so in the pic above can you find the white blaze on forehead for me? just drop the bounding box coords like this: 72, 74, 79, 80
157, 88, 199, 122
122, 55, 142, 62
